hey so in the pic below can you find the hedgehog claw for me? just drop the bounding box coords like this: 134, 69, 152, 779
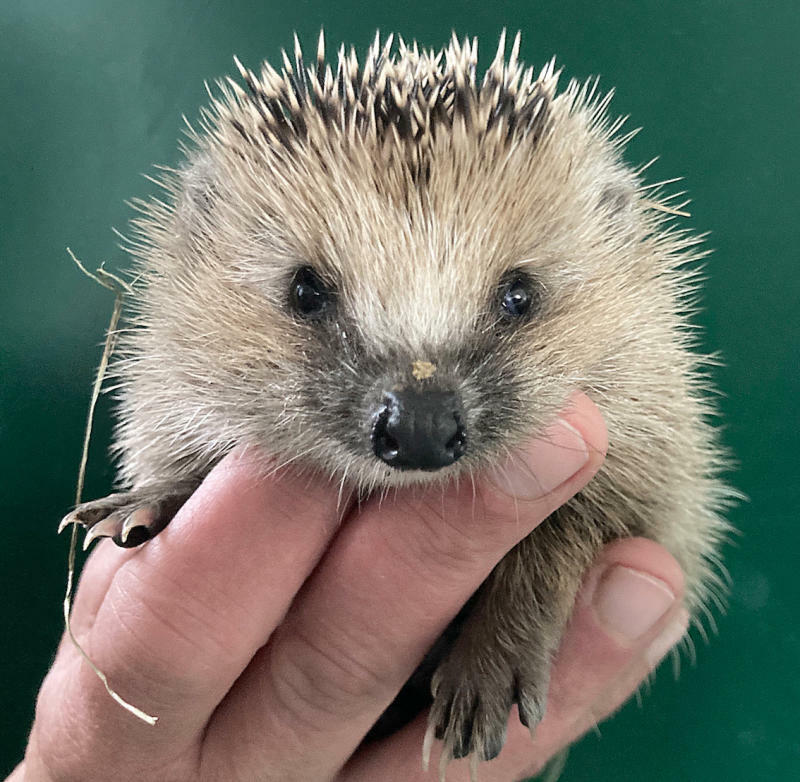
82, 516, 125, 550
59, 485, 195, 550
58, 513, 76, 535
427, 646, 548, 773
119, 507, 156, 546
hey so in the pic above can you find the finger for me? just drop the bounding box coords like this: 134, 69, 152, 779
201, 392, 608, 781
59, 540, 138, 641
567, 603, 690, 744
5, 761, 24, 782
29, 447, 349, 778
341, 537, 687, 782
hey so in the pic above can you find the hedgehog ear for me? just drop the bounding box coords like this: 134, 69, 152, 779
175, 153, 219, 234
596, 181, 635, 218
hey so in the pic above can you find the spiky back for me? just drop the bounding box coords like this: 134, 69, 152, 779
205, 31, 556, 179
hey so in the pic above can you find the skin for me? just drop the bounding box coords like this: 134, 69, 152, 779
13, 393, 688, 782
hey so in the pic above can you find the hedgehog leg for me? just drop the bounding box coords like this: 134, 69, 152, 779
427, 518, 597, 769
60, 483, 197, 549
427, 628, 548, 768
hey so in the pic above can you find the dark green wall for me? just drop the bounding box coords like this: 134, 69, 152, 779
1, 1, 798, 779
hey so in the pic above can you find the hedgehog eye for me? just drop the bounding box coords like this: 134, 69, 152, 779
498, 273, 537, 319
289, 266, 333, 319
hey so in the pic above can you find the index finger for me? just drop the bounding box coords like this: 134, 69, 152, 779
28, 448, 348, 777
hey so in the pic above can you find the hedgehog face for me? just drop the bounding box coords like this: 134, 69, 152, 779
119, 32, 673, 491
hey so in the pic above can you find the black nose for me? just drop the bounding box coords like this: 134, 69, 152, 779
372, 390, 466, 471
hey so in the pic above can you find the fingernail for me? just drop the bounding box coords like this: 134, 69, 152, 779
490, 418, 589, 500
645, 608, 690, 668
593, 566, 676, 641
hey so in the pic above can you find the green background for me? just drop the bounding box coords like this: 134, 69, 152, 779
1, 1, 798, 779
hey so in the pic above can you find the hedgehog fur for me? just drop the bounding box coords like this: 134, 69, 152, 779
65, 30, 733, 772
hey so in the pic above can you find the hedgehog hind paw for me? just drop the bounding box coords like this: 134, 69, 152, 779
428, 688, 509, 766
426, 654, 549, 777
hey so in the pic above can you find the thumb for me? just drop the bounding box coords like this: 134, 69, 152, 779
341, 537, 688, 782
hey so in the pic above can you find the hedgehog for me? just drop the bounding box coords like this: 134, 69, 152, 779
62, 30, 731, 769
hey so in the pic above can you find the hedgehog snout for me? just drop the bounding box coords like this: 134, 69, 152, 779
371, 389, 466, 471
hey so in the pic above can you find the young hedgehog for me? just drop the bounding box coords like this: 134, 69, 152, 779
63, 30, 731, 769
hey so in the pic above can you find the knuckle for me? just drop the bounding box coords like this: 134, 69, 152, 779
99, 566, 225, 700
376, 495, 488, 588
268, 622, 389, 731
374, 486, 546, 592
29, 690, 86, 782
30, 667, 194, 782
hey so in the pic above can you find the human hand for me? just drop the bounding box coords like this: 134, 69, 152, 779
12, 392, 687, 781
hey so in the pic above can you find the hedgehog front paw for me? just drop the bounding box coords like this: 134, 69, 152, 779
59, 488, 190, 549
427, 652, 548, 771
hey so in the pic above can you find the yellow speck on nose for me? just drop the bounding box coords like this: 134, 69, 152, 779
411, 360, 437, 380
